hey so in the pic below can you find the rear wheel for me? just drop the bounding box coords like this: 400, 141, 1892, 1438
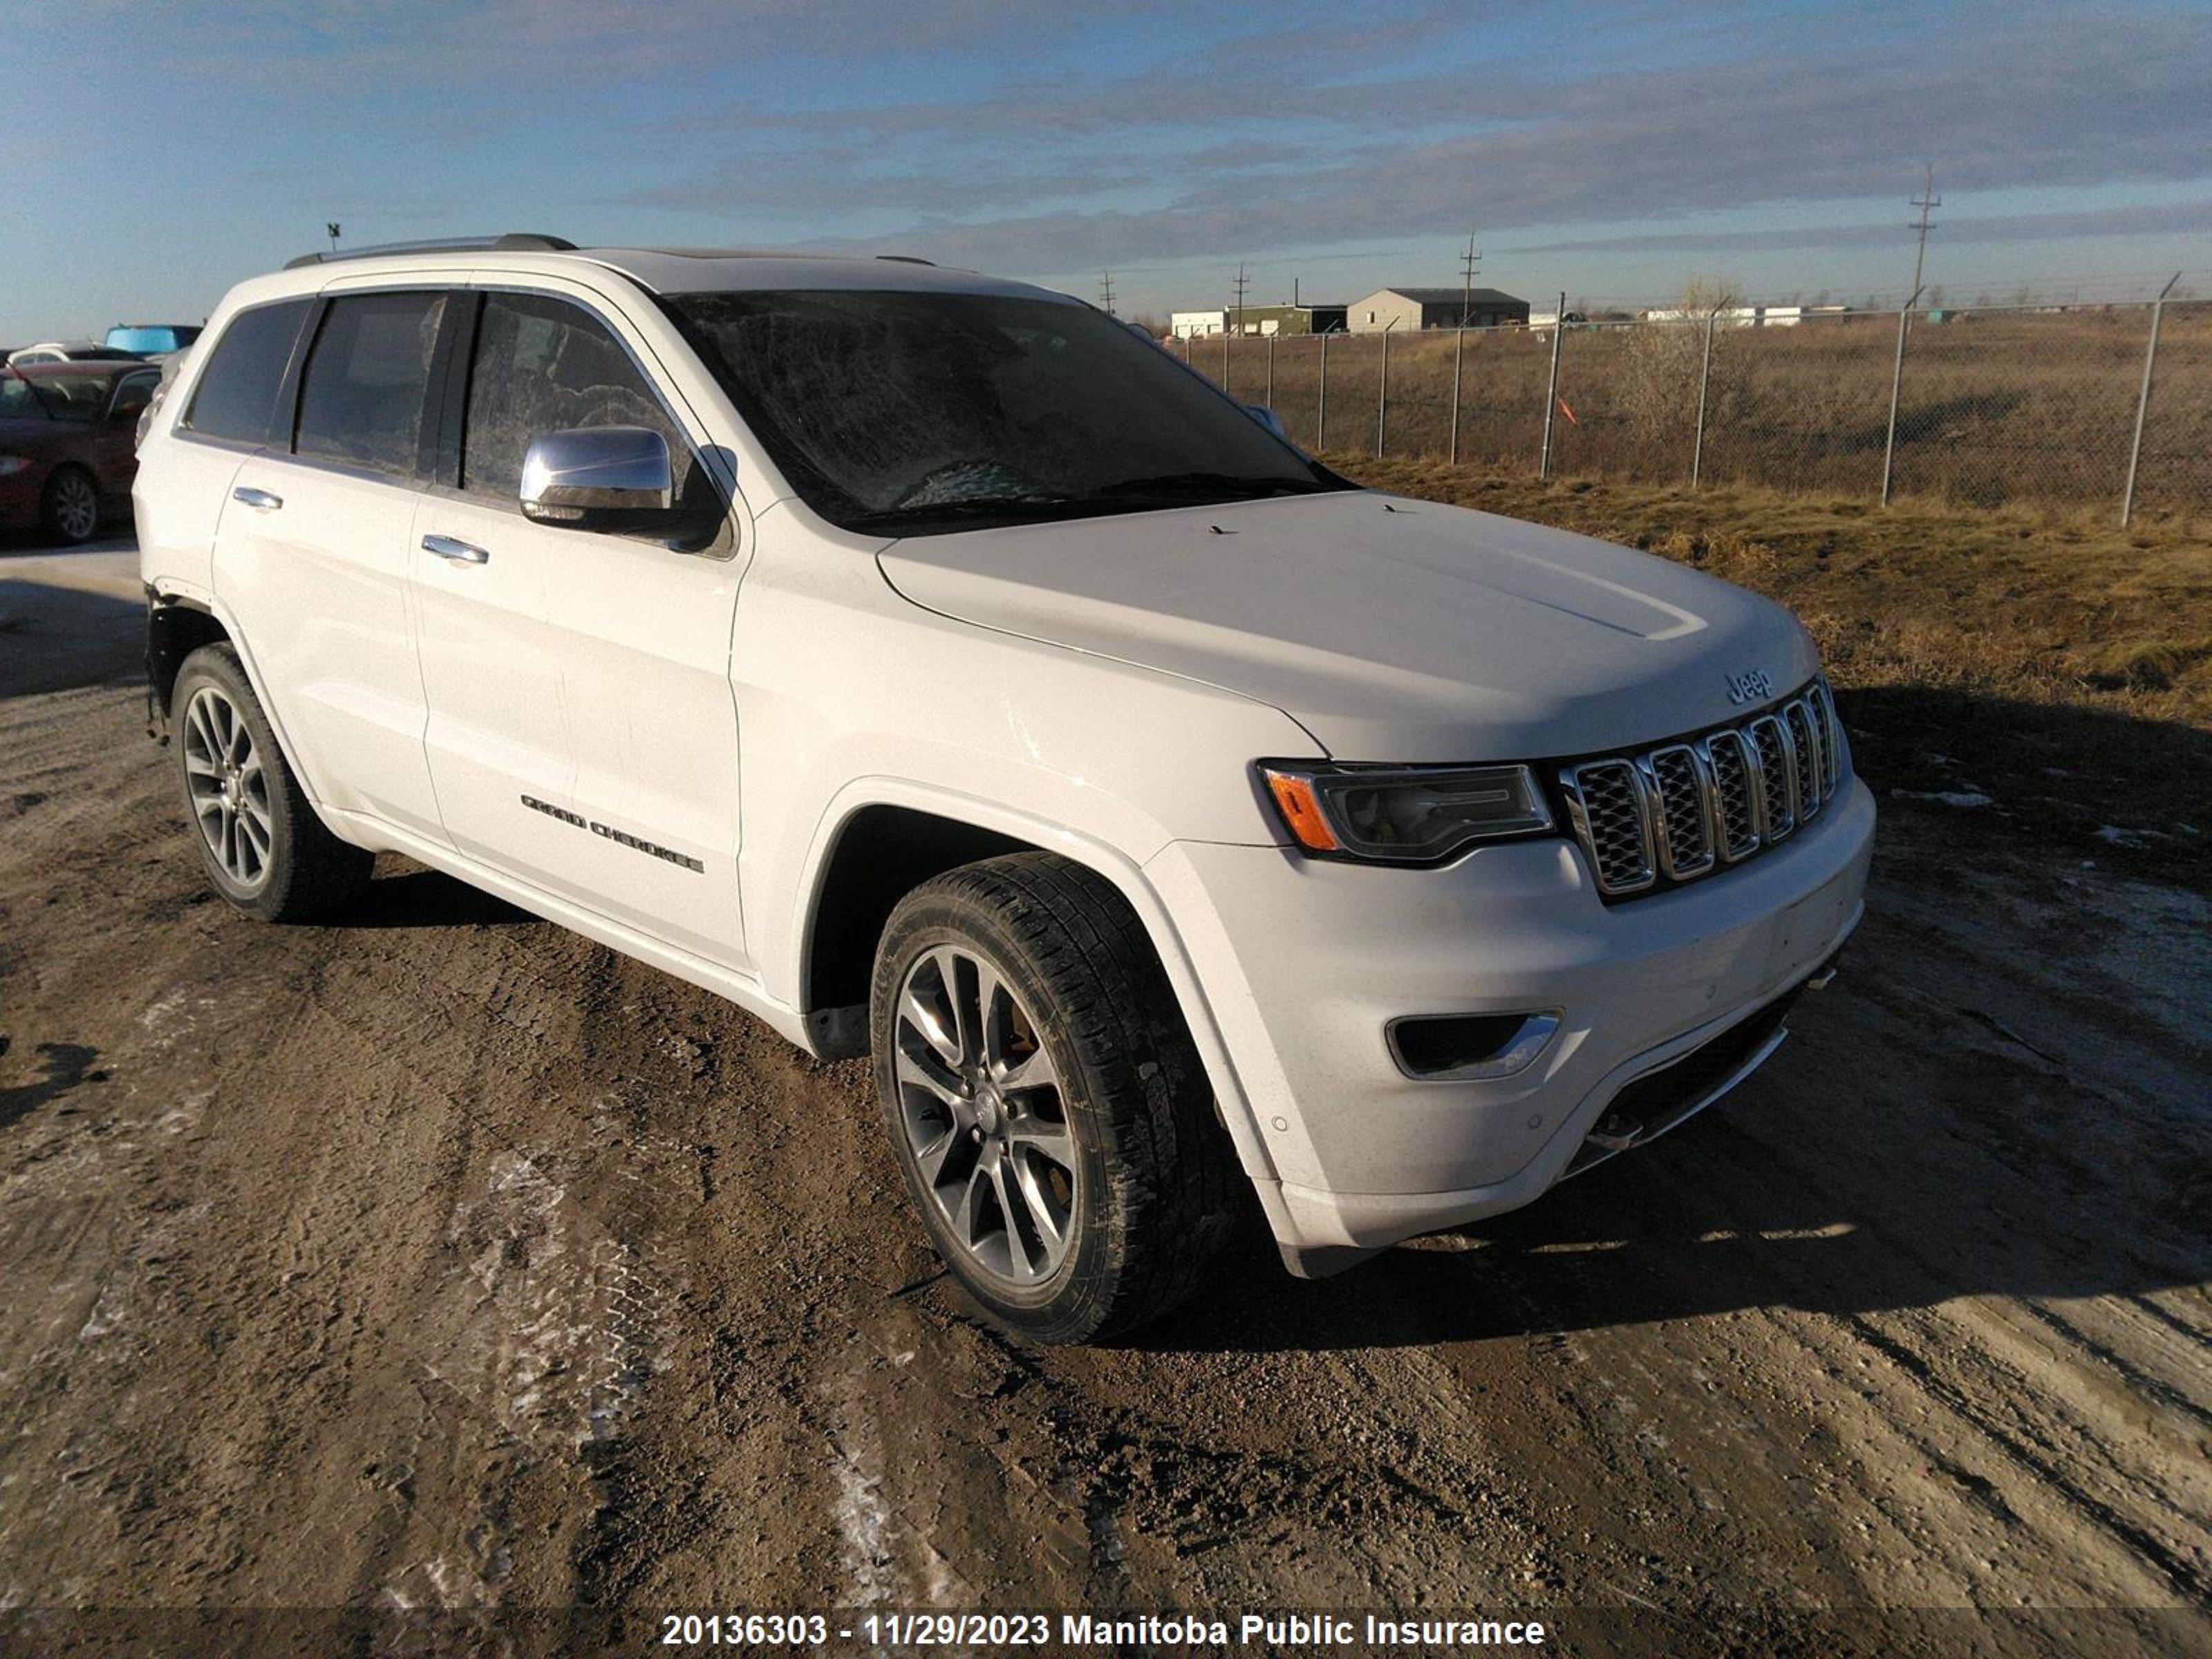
870, 853, 1235, 1344
171, 645, 371, 921
40, 465, 99, 545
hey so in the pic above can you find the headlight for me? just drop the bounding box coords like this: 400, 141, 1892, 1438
1259, 761, 1555, 863
0, 456, 30, 476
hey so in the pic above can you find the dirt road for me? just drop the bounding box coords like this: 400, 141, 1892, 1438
1, 541, 2206, 1655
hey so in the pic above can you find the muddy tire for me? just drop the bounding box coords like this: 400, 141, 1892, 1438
870, 853, 1236, 1344
171, 644, 371, 922
40, 465, 100, 545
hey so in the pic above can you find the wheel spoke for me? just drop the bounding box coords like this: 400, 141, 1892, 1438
997, 1046, 1058, 1095
1008, 1114, 1071, 1155
899, 987, 960, 1068
973, 957, 1009, 1067
894, 1044, 964, 1112
933, 947, 977, 1067
1008, 1150, 1069, 1251
184, 750, 221, 778
989, 1158, 1039, 1277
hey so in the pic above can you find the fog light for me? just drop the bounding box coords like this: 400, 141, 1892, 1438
1387, 1009, 1562, 1081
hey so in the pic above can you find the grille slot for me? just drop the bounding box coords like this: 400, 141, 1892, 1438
1783, 701, 1823, 821
1748, 715, 1797, 841
1645, 745, 1715, 879
1703, 730, 1760, 860
1562, 759, 1654, 894
1559, 677, 1846, 899
1808, 681, 1844, 791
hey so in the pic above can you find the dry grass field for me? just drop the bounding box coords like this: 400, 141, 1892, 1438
1333, 459, 2212, 890
1194, 304, 2212, 520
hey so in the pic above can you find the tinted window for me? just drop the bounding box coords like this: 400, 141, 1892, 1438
461, 293, 694, 504
294, 292, 447, 478
181, 300, 312, 444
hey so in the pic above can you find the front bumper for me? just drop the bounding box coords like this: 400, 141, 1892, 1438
1145, 778, 1875, 1263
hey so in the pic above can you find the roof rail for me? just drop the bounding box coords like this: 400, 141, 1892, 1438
876, 254, 935, 265
283, 233, 577, 270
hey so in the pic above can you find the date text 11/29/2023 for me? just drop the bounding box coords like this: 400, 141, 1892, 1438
657, 1611, 1550, 1649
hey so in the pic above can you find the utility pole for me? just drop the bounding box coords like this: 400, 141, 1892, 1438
1098, 270, 1116, 315
326, 222, 341, 254
1230, 263, 1250, 339
1459, 229, 1480, 327
1908, 165, 1940, 296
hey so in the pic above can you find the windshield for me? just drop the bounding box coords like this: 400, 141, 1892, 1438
0, 371, 105, 422
664, 289, 1347, 535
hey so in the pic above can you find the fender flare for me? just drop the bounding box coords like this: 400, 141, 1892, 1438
794, 777, 1282, 1188
149, 581, 330, 813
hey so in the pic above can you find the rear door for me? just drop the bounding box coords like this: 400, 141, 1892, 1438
213, 287, 449, 838
137, 299, 314, 602
410, 283, 748, 967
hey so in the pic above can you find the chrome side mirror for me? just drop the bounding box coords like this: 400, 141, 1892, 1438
520, 426, 675, 527
1245, 403, 1288, 440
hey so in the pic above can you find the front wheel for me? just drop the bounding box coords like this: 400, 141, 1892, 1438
171, 644, 372, 921
870, 854, 1235, 1344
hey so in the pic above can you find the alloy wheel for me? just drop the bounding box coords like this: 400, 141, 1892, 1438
183, 686, 274, 891
893, 945, 1077, 1286
52, 471, 97, 542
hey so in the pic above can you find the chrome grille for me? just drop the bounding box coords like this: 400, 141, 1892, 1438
1559, 677, 1848, 899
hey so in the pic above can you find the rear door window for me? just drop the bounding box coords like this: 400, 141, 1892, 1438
294, 292, 449, 478
180, 299, 312, 444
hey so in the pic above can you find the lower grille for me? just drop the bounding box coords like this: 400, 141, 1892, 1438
1561, 677, 1847, 900
1565, 986, 1805, 1177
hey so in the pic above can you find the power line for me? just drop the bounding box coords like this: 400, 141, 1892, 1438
1909, 164, 1941, 295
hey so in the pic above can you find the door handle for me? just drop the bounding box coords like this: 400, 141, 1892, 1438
422, 534, 491, 565
231, 486, 283, 510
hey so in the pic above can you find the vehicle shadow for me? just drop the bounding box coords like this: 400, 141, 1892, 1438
321, 865, 535, 930
0, 579, 144, 700
1136, 1040, 2210, 1356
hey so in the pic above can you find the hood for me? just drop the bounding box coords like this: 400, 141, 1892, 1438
877, 489, 1819, 762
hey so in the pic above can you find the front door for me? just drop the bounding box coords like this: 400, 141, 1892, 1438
410, 287, 747, 968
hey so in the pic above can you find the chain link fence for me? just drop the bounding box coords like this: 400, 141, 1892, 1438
1176, 297, 2211, 522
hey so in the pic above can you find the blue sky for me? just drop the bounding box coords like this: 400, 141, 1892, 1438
4, 0, 2207, 339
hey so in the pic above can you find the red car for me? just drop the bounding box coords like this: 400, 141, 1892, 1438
0, 360, 162, 543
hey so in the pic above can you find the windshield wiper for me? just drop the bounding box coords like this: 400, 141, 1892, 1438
845, 495, 1077, 531
1095, 471, 1332, 501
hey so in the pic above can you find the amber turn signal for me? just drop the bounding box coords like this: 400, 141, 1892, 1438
1262, 769, 1342, 852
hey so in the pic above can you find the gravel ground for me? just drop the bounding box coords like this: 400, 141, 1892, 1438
1, 537, 2206, 1657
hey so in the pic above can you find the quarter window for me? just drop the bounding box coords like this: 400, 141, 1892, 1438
294, 292, 448, 478
461, 293, 694, 505
180, 299, 312, 444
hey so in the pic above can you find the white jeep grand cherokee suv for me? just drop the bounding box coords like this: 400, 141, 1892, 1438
135, 234, 1873, 1342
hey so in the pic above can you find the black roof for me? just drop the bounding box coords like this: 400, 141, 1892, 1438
1373, 286, 1527, 307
